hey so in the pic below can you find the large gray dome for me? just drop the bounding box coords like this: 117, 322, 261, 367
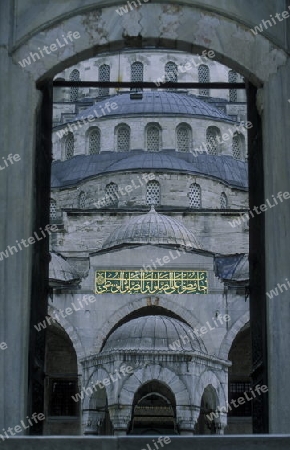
102, 315, 207, 354
70, 91, 234, 123
101, 207, 202, 251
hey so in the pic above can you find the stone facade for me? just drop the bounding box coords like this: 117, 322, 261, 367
46, 50, 251, 436
1, 1, 290, 445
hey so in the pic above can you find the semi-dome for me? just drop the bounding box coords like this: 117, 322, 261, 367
101, 315, 207, 354
101, 206, 202, 251
68, 91, 234, 123
49, 253, 80, 285
51, 152, 248, 190
214, 253, 249, 284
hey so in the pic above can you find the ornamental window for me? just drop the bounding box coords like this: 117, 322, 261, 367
69, 69, 80, 102
206, 127, 221, 155
198, 65, 210, 96
177, 124, 191, 152
165, 61, 178, 83
229, 70, 238, 102
220, 192, 228, 209
99, 64, 110, 97
89, 129, 101, 154
105, 183, 119, 207
147, 125, 160, 152
65, 133, 74, 159
146, 180, 160, 205
189, 183, 201, 208
117, 125, 130, 152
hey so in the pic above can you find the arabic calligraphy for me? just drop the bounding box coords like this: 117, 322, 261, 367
95, 270, 208, 294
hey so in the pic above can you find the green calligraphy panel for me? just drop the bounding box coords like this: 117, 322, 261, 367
95, 270, 208, 294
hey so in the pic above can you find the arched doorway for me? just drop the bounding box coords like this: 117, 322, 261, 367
129, 381, 177, 435
3, 5, 283, 436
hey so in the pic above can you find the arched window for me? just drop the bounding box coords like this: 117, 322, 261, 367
229, 70, 238, 102
50, 199, 57, 220
98, 64, 110, 97
198, 65, 210, 96
220, 192, 228, 209
146, 180, 160, 205
117, 125, 130, 152
65, 133, 74, 159
69, 69, 80, 102
189, 183, 201, 208
147, 125, 160, 152
79, 192, 86, 209
206, 127, 221, 155
232, 133, 244, 160
165, 62, 178, 83
89, 128, 100, 154
131, 62, 144, 82
177, 124, 191, 152
105, 183, 118, 207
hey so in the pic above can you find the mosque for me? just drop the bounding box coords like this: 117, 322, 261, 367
45, 49, 250, 436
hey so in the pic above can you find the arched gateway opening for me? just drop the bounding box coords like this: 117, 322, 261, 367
5, 1, 288, 440
32, 42, 263, 436
129, 381, 177, 435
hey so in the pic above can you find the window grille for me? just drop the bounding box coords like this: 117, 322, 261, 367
220, 192, 228, 209
189, 183, 201, 208
233, 133, 242, 159
131, 62, 144, 82
147, 126, 160, 152
206, 127, 219, 155
69, 69, 80, 102
89, 129, 100, 154
105, 183, 119, 207
229, 70, 238, 102
99, 64, 110, 97
50, 200, 57, 220
65, 133, 74, 159
198, 65, 210, 96
146, 180, 160, 205
228, 382, 252, 416
165, 62, 178, 83
177, 125, 191, 152
49, 379, 78, 416
79, 192, 86, 209
117, 125, 130, 152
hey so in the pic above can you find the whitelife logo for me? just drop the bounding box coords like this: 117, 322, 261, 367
18, 31, 81, 68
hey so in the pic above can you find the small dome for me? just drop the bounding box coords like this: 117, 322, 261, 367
49, 253, 80, 284
102, 315, 207, 354
101, 207, 202, 251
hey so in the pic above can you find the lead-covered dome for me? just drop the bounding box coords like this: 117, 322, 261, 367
71, 91, 234, 122
49, 253, 81, 285
101, 206, 202, 251
101, 315, 207, 354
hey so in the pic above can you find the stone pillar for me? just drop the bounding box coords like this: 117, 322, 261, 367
177, 407, 199, 435
109, 407, 131, 435
263, 59, 290, 434
0, 1, 40, 431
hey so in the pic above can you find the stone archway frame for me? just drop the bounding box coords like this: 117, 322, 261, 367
92, 295, 207, 354
81, 366, 111, 410
195, 369, 227, 410
218, 310, 250, 360
48, 304, 86, 372
12, 3, 287, 86
119, 364, 191, 409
